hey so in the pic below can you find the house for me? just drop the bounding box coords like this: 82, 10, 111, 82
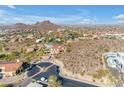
104, 52, 124, 73
26, 47, 37, 53
55, 31, 61, 38
0, 62, 22, 77
50, 44, 66, 55
48, 30, 52, 35
36, 39, 42, 43
36, 37, 45, 43
44, 44, 52, 49
27, 34, 34, 39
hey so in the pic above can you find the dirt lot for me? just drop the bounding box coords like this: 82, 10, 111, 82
58, 39, 124, 85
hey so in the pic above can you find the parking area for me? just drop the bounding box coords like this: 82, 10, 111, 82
26, 62, 96, 87
32, 65, 59, 80
27, 62, 53, 77
27, 66, 40, 77
37, 62, 52, 68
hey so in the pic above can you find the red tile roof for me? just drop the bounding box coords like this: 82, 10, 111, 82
0, 62, 21, 72
52, 44, 65, 50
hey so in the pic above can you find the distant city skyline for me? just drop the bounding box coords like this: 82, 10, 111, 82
0, 5, 124, 24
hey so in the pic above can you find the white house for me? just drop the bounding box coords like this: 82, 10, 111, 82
104, 52, 124, 73
36, 37, 45, 43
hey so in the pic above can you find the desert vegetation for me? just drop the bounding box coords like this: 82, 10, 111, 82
58, 39, 124, 84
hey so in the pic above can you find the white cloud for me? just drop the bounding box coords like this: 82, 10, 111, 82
7, 5, 16, 9
113, 14, 124, 23
79, 18, 96, 24
0, 6, 97, 24
0, 13, 97, 25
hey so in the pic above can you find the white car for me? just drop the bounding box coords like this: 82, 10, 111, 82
41, 77, 46, 82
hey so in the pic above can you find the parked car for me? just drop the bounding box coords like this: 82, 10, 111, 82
41, 77, 46, 82
41, 77, 48, 83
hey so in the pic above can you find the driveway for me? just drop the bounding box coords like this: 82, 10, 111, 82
27, 62, 96, 87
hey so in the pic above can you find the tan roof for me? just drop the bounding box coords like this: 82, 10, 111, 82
0, 62, 22, 72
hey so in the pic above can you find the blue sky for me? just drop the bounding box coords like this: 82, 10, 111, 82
0, 5, 124, 24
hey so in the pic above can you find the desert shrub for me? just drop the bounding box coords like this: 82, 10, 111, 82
93, 79, 96, 82
80, 70, 85, 76
104, 48, 110, 52
66, 47, 71, 52
11, 50, 20, 57
108, 74, 117, 83
93, 69, 108, 79
0, 54, 16, 61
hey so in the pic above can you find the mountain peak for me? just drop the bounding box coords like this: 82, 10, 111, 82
39, 20, 54, 25
42, 20, 51, 23
15, 23, 26, 26
35, 20, 53, 25
0, 20, 61, 31
31, 20, 61, 30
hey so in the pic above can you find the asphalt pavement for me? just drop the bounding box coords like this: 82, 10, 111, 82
37, 62, 52, 68
27, 66, 40, 77
26, 62, 97, 87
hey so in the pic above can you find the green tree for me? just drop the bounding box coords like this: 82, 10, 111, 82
11, 50, 20, 57
0, 45, 4, 52
48, 75, 61, 87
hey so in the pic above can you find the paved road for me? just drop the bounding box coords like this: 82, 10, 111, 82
27, 62, 97, 87
27, 66, 40, 77
62, 77, 96, 87
37, 62, 52, 68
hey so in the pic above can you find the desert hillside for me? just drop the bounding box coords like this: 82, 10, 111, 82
58, 39, 124, 84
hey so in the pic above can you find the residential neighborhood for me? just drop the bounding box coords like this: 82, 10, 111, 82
0, 5, 124, 87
